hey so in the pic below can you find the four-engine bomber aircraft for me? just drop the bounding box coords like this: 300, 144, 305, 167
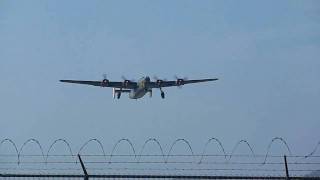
60, 76, 218, 99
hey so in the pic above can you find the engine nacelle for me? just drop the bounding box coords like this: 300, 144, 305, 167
123, 80, 131, 88
156, 79, 163, 87
101, 79, 109, 87
176, 79, 184, 86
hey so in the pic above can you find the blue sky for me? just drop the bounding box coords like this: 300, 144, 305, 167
0, 0, 320, 156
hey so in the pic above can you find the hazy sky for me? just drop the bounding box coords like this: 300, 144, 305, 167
0, 0, 320, 157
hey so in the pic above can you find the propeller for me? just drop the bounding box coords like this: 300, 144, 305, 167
121, 75, 128, 81
121, 76, 135, 82
174, 75, 188, 80
174, 75, 188, 87
121, 75, 134, 88
153, 76, 167, 87
101, 74, 109, 87
153, 75, 159, 81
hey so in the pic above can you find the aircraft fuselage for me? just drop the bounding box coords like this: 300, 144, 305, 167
129, 76, 151, 99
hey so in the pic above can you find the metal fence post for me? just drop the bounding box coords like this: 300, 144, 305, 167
284, 155, 290, 180
78, 154, 89, 180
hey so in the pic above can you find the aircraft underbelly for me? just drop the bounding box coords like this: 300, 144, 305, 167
129, 88, 147, 99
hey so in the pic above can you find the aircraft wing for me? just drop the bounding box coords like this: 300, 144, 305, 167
60, 80, 137, 89
150, 78, 218, 88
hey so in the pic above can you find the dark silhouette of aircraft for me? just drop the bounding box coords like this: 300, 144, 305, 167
60, 75, 218, 99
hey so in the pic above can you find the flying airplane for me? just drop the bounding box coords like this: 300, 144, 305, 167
60, 75, 218, 99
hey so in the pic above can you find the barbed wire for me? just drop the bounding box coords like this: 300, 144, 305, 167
1, 138, 319, 159
1, 137, 320, 173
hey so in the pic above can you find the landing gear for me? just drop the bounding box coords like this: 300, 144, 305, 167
160, 88, 165, 99
161, 92, 165, 99
117, 92, 121, 99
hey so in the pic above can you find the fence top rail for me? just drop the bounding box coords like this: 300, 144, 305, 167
1, 173, 319, 179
